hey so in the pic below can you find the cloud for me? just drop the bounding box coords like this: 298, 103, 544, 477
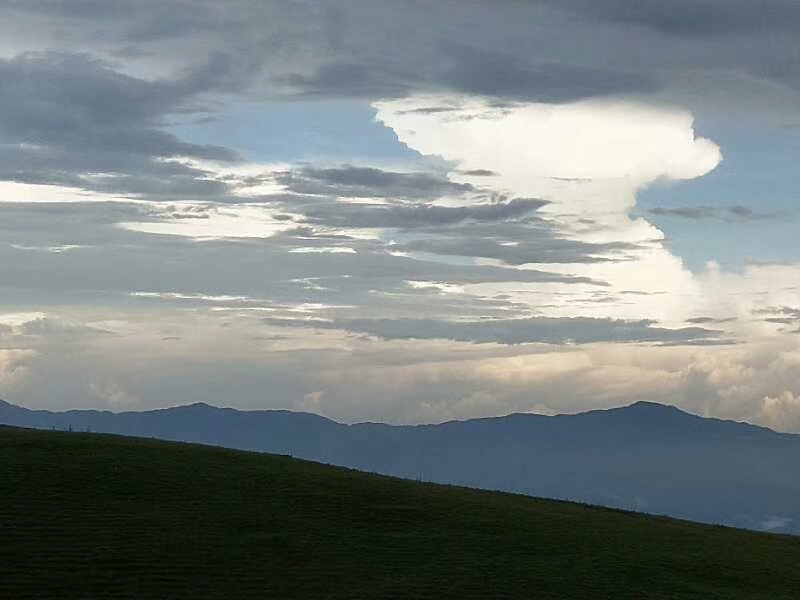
306, 336, 800, 428
0, 346, 37, 395
298, 198, 545, 230
266, 316, 719, 345
0, 4, 781, 160
372, 95, 723, 331
459, 169, 497, 177
649, 206, 776, 220
548, 0, 800, 36
695, 261, 800, 336
686, 316, 736, 325
282, 62, 412, 99
3, 303, 800, 433
18, 317, 114, 339
289, 47, 657, 102
276, 165, 473, 199
0, 51, 238, 198
0, 197, 605, 322
4, 0, 800, 115
394, 224, 633, 265
673, 338, 800, 431
0, 0, 794, 248
755, 306, 800, 328
438, 46, 657, 101
376, 98, 722, 193
117, 202, 297, 240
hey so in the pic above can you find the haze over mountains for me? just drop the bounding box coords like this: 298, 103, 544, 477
3, 399, 799, 535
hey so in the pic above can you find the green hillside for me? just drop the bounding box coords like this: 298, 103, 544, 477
2, 426, 799, 599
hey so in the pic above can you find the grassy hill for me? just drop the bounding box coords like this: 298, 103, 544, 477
2, 427, 800, 599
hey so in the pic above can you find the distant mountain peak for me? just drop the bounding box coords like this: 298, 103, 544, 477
578, 401, 709, 430
183, 402, 216, 410
623, 401, 689, 414
581, 401, 693, 420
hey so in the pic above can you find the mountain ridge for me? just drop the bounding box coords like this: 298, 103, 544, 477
1, 397, 788, 434
2, 397, 799, 534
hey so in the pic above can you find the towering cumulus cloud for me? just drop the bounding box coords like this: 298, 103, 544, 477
375, 97, 721, 325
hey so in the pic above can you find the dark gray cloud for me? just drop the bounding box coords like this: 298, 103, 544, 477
686, 317, 715, 325
266, 315, 719, 345
261, 169, 633, 266
283, 62, 412, 99
397, 235, 629, 265
3, 0, 800, 124
3, 0, 217, 23
264, 166, 620, 264
291, 50, 656, 102
459, 169, 498, 177
549, 0, 800, 36
277, 166, 472, 200
649, 206, 776, 221
756, 306, 800, 327
438, 46, 656, 101
19, 0, 797, 43
686, 316, 736, 325
0, 51, 238, 198
298, 199, 545, 230
765, 318, 797, 325
394, 222, 634, 265
264, 173, 633, 266
0, 201, 599, 314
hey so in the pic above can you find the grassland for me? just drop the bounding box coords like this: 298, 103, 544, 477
2, 426, 800, 599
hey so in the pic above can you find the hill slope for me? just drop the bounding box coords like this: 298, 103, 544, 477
2, 426, 800, 599
3, 399, 800, 534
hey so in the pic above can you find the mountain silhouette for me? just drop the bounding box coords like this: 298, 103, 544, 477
2, 398, 799, 534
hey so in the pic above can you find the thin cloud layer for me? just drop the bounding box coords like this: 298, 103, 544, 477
649, 206, 776, 221
270, 316, 719, 345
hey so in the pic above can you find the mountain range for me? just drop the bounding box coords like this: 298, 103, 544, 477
2, 398, 799, 534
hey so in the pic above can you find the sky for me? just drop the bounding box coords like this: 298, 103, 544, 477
1, 1, 800, 431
